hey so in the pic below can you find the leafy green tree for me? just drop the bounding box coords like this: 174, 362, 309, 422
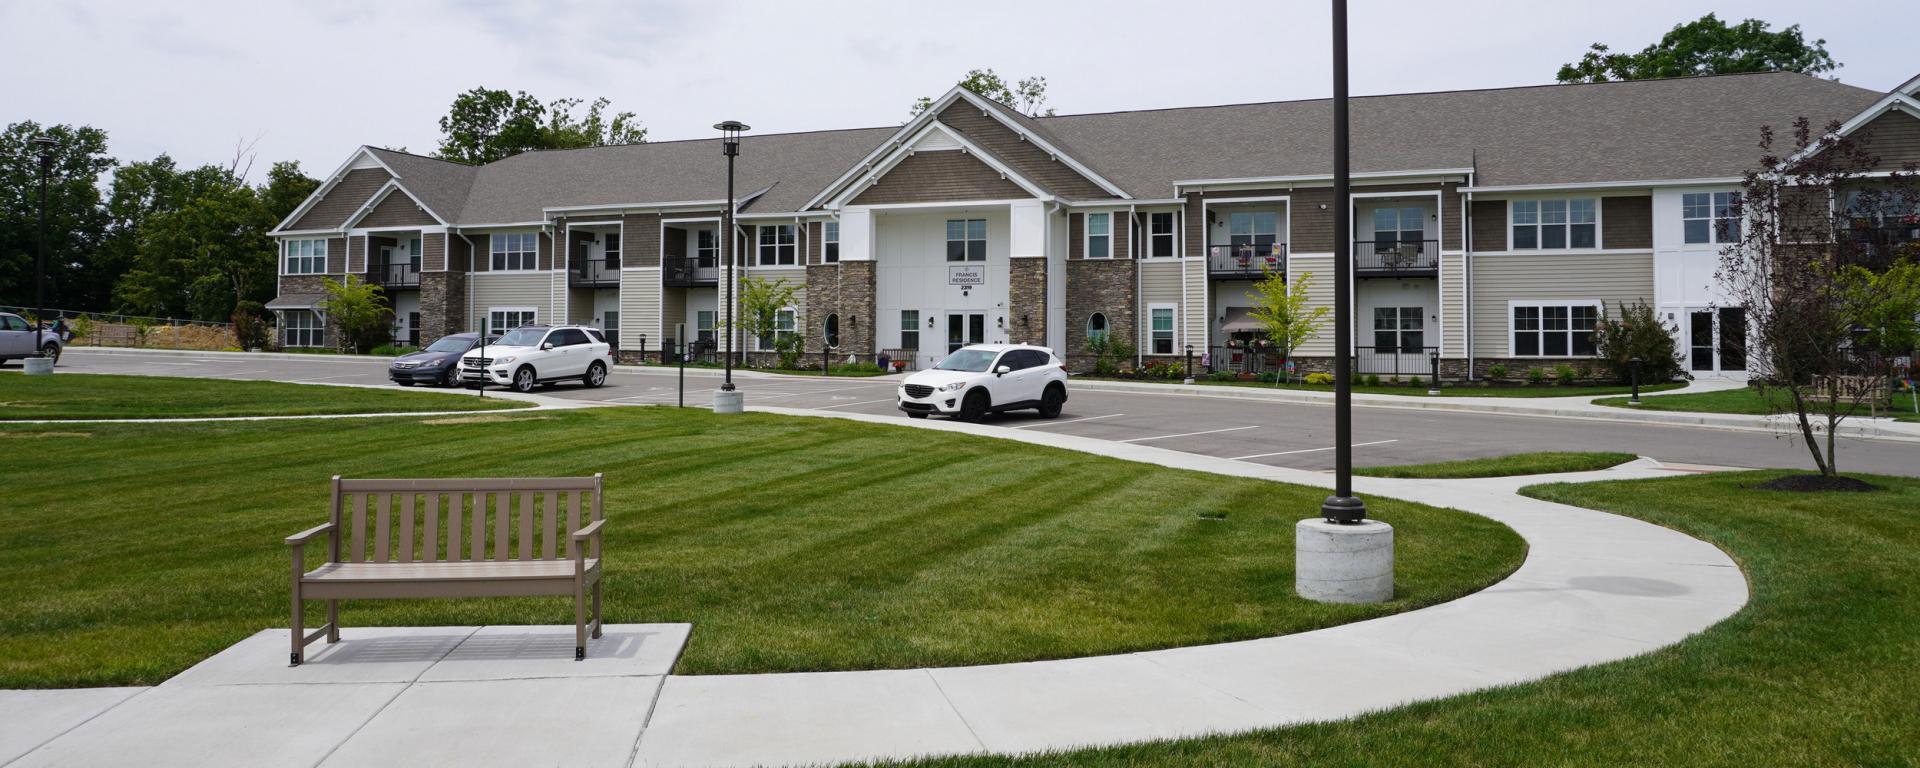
322, 275, 393, 353
1558, 14, 1838, 83
1248, 269, 1330, 382
111, 161, 278, 322
0, 121, 114, 310
911, 69, 1054, 117
435, 88, 647, 164
261, 161, 320, 224
732, 276, 800, 366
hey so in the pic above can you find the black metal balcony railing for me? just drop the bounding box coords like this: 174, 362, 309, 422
1355, 345, 1439, 378
1353, 240, 1439, 276
1842, 224, 1920, 271
570, 256, 621, 287
1207, 243, 1286, 279
367, 260, 419, 288
663, 256, 719, 287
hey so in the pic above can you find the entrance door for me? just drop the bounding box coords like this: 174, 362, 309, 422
947, 312, 986, 354
1717, 307, 1746, 372
1688, 308, 1748, 374
1689, 311, 1715, 372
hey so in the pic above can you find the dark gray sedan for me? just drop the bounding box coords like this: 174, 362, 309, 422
389, 333, 496, 386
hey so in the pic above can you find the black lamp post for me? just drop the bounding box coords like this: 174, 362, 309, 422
1629, 356, 1644, 405
1184, 343, 1195, 384
1427, 349, 1442, 395
1321, 0, 1366, 526
31, 135, 57, 358
715, 121, 749, 391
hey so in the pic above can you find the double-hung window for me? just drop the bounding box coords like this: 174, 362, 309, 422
899, 310, 919, 350
696, 310, 716, 343
282, 310, 323, 347
1085, 213, 1112, 258
490, 233, 537, 270
487, 308, 537, 336
603, 233, 621, 266
696, 229, 717, 268
1228, 211, 1281, 258
1148, 304, 1176, 355
1510, 199, 1597, 250
1372, 307, 1425, 352
946, 219, 986, 262
285, 239, 327, 274
758, 308, 796, 350
1511, 302, 1598, 357
1148, 212, 1176, 258
758, 225, 796, 266
407, 238, 422, 272
1682, 192, 1740, 245
823, 221, 840, 263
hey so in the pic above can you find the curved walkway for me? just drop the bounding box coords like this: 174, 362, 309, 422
625, 407, 1749, 767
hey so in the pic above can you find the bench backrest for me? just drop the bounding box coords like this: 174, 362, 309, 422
329, 475, 603, 564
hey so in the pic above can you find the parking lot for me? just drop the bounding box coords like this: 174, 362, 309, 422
35, 349, 1920, 477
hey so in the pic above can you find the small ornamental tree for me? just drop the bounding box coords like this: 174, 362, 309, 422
733, 276, 800, 367
321, 275, 393, 354
1720, 116, 1920, 478
1592, 301, 1686, 383
1248, 269, 1330, 382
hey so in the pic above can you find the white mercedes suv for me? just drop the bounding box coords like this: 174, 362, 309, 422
897, 343, 1068, 422
459, 324, 613, 393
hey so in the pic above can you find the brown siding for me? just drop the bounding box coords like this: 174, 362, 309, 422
1067, 212, 1083, 260
470, 233, 489, 272
850, 151, 1030, 205
621, 213, 665, 268
325, 237, 347, 274
806, 221, 822, 265
1184, 193, 1204, 257
290, 168, 391, 230
346, 236, 366, 275
538, 231, 553, 271
447, 233, 472, 272
422, 233, 446, 272
1602, 195, 1653, 250
1289, 188, 1334, 253
1470, 200, 1506, 252
357, 190, 438, 228
936, 102, 1115, 200
1113, 211, 1130, 258
1854, 111, 1920, 169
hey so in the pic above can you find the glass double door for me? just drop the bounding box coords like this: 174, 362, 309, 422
947, 312, 986, 354
1688, 307, 1747, 373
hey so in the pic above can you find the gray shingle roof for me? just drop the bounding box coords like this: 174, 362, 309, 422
360, 72, 1884, 225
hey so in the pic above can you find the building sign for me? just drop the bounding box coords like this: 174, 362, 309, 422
948, 265, 985, 286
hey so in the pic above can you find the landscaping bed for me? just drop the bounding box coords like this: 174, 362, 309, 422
0, 373, 526, 420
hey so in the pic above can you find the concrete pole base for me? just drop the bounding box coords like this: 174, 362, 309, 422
23, 357, 54, 375
711, 389, 744, 414
1295, 518, 1394, 604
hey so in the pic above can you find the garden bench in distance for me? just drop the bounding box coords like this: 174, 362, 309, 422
287, 475, 606, 664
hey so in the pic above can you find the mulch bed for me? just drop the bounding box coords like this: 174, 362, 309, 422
1755, 474, 1880, 493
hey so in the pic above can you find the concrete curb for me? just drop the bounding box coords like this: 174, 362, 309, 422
63, 346, 909, 383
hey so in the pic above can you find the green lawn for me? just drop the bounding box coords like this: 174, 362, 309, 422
880, 470, 1920, 767
1356, 452, 1637, 479
1596, 385, 1920, 422
0, 407, 1521, 688
0, 373, 526, 420
1085, 376, 1686, 399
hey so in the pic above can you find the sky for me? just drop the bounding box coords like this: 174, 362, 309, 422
5, 0, 1917, 183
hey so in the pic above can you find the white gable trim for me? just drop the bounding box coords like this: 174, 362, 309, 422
1779, 92, 1920, 169
340, 179, 449, 229
272, 146, 402, 234
949, 88, 1130, 200
823, 122, 1053, 209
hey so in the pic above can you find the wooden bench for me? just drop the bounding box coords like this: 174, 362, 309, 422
287, 475, 606, 665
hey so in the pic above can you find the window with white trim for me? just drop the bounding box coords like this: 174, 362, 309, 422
1510, 199, 1597, 250
487, 308, 537, 336
757, 225, 797, 266
1682, 192, 1740, 245
899, 310, 919, 350
696, 310, 716, 343
1148, 212, 1176, 258
1085, 213, 1112, 258
490, 233, 538, 270
823, 221, 840, 263
1228, 211, 1280, 249
946, 219, 986, 262
1148, 304, 1176, 355
757, 307, 796, 350
284, 239, 327, 274
1372, 307, 1425, 352
696, 229, 717, 268
1086, 312, 1109, 341
1510, 302, 1599, 357
281, 310, 323, 347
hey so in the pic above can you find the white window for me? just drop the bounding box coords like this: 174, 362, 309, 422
696, 310, 716, 342
946, 219, 986, 262
1148, 212, 1177, 258
1370, 207, 1426, 244
757, 307, 796, 350
1085, 212, 1112, 258
487, 307, 537, 336
284, 239, 327, 274
281, 310, 323, 347
823, 221, 840, 263
1228, 211, 1281, 249
1682, 192, 1741, 245
1510, 302, 1599, 357
696, 229, 718, 268
757, 225, 797, 266
1372, 307, 1426, 352
1086, 312, 1109, 341
899, 310, 919, 350
1148, 304, 1176, 355
490, 233, 538, 270
1510, 199, 1597, 250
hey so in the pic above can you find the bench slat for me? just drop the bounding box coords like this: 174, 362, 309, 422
565, 492, 581, 559
493, 492, 509, 561
423, 494, 439, 562
448, 494, 463, 562
373, 493, 391, 563
397, 494, 415, 564
469, 493, 485, 562
518, 492, 534, 560
543, 492, 558, 560
350, 493, 368, 562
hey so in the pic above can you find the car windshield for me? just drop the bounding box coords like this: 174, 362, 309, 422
494, 328, 546, 347
935, 349, 998, 372
425, 336, 471, 353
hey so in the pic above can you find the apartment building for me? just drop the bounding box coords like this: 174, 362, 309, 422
268, 71, 1920, 379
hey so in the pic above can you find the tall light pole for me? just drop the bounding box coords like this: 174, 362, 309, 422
1321, 0, 1366, 526
713, 121, 750, 413
31, 135, 57, 358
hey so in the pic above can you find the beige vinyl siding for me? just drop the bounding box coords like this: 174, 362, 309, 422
1183, 260, 1207, 350
1139, 260, 1182, 305
1470, 252, 1654, 357
620, 268, 662, 351
660, 285, 686, 346
469, 273, 555, 331
1441, 256, 1466, 357
1290, 255, 1337, 356
549, 272, 569, 327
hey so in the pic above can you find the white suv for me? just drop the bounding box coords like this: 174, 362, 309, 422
460, 324, 613, 393
898, 343, 1068, 422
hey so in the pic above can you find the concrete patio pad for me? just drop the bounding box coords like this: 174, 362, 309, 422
0, 688, 144, 765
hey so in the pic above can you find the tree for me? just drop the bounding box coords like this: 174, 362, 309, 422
322, 275, 393, 353
911, 69, 1054, 118
1592, 301, 1686, 384
1558, 14, 1838, 83
1720, 116, 1920, 478
1247, 269, 1330, 382
435, 88, 647, 164
111, 160, 279, 322
0, 121, 114, 310
261, 161, 320, 224
732, 276, 801, 367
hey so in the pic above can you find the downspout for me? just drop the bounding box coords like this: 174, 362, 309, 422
1129, 204, 1141, 369
460, 231, 482, 333
1464, 185, 1475, 380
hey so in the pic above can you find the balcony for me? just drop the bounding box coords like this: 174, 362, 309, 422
570, 256, 621, 288
663, 256, 719, 287
1841, 224, 1920, 271
1353, 240, 1438, 277
1207, 244, 1286, 280
367, 260, 419, 289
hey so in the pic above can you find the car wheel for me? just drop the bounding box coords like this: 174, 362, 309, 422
583, 361, 608, 388
907, 412, 928, 419
512, 366, 537, 393
956, 390, 990, 423
441, 367, 460, 388
1038, 384, 1066, 418
41, 344, 60, 365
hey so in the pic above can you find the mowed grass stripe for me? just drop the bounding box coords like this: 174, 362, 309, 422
0, 372, 525, 419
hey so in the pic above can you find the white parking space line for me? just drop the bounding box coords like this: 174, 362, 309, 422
1117, 425, 1259, 444
808, 398, 897, 411
1228, 439, 1400, 461
1010, 413, 1125, 430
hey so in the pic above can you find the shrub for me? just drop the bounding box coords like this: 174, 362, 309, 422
1555, 364, 1578, 385
1208, 370, 1237, 382
231, 301, 269, 351
1305, 372, 1335, 385
1526, 367, 1546, 385
1592, 300, 1686, 384
1256, 371, 1279, 383
1410, 376, 1424, 388
1085, 334, 1135, 376
69, 314, 96, 341
1487, 363, 1509, 379
369, 345, 420, 357
1141, 360, 1185, 380
1363, 374, 1381, 387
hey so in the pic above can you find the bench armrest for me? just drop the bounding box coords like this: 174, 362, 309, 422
570, 519, 607, 543
286, 523, 335, 546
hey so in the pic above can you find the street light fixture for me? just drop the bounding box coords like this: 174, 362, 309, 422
30, 135, 58, 370
713, 121, 750, 413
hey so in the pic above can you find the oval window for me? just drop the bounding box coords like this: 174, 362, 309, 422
1086, 312, 1108, 341
825, 313, 841, 348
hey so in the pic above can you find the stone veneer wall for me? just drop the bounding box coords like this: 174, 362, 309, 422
1006, 258, 1048, 346
418, 270, 468, 342
1064, 259, 1135, 371
802, 262, 876, 362
276, 275, 343, 347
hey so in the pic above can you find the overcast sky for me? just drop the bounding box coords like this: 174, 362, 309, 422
5, 0, 1916, 182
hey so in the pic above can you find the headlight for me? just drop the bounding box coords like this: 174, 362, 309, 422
939, 381, 967, 392
496, 355, 518, 364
